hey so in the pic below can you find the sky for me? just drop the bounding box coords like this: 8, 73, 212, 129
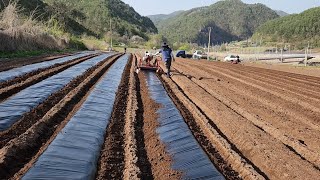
122, 0, 320, 16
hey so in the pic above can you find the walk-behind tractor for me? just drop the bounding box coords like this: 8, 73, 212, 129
136, 54, 163, 74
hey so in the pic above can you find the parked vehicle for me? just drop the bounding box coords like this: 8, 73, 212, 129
176, 50, 187, 58
176, 50, 192, 58
192, 50, 207, 59
224, 55, 239, 62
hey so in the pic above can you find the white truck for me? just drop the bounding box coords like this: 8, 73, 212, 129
192, 50, 207, 60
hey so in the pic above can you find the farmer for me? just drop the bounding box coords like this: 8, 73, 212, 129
155, 43, 175, 77
143, 51, 152, 65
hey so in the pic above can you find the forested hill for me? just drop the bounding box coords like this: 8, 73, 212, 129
275, 10, 289, 17
156, 0, 279, 45
0, 0, 157, 39
253, 7, 320, 47
43, 0, 158, 38
148, 10, 184, 26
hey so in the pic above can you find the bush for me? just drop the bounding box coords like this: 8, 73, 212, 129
178, 43, 191, 51
0, 2, 89, 53
69, 36, 87, 50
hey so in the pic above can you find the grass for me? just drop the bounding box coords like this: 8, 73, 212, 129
82, 38, 107, 50
0, 2, 89, 55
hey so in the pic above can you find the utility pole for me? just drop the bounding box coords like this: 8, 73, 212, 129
110, 18, 113, 50
208, 27, 212, 61
305, 41, 310, 66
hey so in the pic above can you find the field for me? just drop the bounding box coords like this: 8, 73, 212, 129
0, 51, 319, 179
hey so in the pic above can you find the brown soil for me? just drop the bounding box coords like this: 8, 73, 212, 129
2, 51, 319, 179
11, 54, 122, 180
0, 54, 122, 180
0, 53, 73, 72
175, 60, 320, 158
95, 55, 132, 179
159, 74, 241, 180
244, 61, 320, 78
97, 55, 181, 179
0, 54, 99, 101
165, 58, 320, 179
138, 71, 182, 180
123, 55, 152, 179
185, 65, 320, 163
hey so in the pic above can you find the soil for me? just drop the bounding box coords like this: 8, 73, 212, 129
95, 55, 131, 179
2, 51, 319, 179
0, 54, 121, 180
96, 55, 181, 179
159, 74, 241, 180
0, 53, 72, 72
0, 54, 98, 101
138, 71, 182, 180
165, 58, 320, 179
125, 55, 153, 179
11, 54, 122, 180
244, 61, 320, 78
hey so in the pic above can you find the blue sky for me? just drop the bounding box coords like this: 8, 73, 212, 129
122, 0, 320, 16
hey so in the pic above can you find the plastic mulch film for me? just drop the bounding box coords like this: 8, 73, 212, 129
0, 51, 95, 82
22, 54, 129, 180
0, 53, 113, 131
145, 72, 225, 180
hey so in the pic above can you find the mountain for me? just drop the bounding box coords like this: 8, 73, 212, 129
43, 0, 157, 38
253, 7, 320, 47
275, 10, 289, 17
156, 0, 279, 45
0, 0, 157, 39
148, 10, 184, 26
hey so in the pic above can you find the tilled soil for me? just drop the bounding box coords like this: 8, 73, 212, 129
1, 52, 319, 179
244, 62, 320, 78
0, 54, 121, 179
138, 72, 182, 179
0, 54, 98, 101
124, 55, 152, 179
95, 55, 131, 179
159, 74, 241, 180
164, 58, 320, 179
96, 55, 181, 179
